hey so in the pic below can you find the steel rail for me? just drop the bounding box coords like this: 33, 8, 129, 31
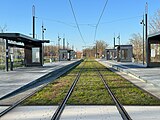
96, 66, 132, 120
51, 61, 85, 120
0, 60, 82, 118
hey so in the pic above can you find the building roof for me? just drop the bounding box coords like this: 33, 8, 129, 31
115, 45, 132, 47
0, 33, 49, 43
105, 48, 116, 51
148, 31, 160, 40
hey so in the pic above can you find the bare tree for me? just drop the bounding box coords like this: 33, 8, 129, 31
149, 9, 160, 34
0, 25, 7, 65
95, 40, 108, 58
129, 33, 143, 62
82, 40, 108, 58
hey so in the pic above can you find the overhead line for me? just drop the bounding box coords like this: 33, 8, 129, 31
68, 0, 86, 45
94, 0, 109, 42
96, 0, 109, 28
76, 15, 142, 26
36, 17, 76, 28
101, 15, 142, 24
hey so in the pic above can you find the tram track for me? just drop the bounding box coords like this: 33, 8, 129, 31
96, 65, 132, 120
1, 59, 159, 119
0, 59, 144, 120
51, 60, 132, 120
51, 61, 86, 120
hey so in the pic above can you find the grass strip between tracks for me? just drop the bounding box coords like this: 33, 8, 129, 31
23, 59, 160, 105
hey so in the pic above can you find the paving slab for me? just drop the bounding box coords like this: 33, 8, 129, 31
124, 106, 160, 120
1, 106, 160, 120
61, 106, 122, 120
0, 106, 57, 120
0, 60, 79, 99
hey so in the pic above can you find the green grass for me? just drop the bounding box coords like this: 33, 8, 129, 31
0, 64, 5, 70
0, 64, 24, 70
23, 59, 160, 105
23, 62, 84, 105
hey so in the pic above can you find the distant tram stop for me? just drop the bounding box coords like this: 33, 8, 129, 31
105, 45, 133, 62
146, 32, 160, 67
59, 49, 76, 61
0, 33, 49, 71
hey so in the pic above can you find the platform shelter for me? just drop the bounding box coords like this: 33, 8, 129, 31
59, 49, 76, 61
105, 49, 117, 60
146, 32, 160, 67
0, 33, 49, 71
116, 45, 133, 62
105, 45, 133, 62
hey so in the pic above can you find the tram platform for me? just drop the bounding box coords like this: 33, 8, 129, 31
96, 59, 160, 99
0, 60, 80, 99
0, 105, 160, 120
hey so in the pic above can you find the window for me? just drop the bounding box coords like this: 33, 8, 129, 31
121, 49, 128, 60
150, 44, 160, 62
32, 47, 40, 62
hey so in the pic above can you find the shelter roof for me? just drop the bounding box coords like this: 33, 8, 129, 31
0, 33, 49, 43
148, 32, 160, 40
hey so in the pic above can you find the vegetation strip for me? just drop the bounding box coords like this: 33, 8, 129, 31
51, 61, 85, 120
24, 59, 160, 105
96, 65, 131, 120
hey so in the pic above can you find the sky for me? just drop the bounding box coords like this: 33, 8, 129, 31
0, 0, 160, 51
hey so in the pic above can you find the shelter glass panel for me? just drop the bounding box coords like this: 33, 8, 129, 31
121, 49, 128, 60
32, 47, 40, 63
150, 44, 160, 62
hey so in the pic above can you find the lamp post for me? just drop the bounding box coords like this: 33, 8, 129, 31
42, 22, 46, 65
32, 5, 36, 39
58, 36, 61, 61
42, 22, 46, 40
29, 33, 37, 39
145, 2, 148, 66
140, 15, 145, 65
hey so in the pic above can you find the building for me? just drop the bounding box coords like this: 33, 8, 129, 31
105, 45, 133, 62
146, 32, 160, 67
105, 49, 117, 60
59, 49, 76, 61
0, 33, 49, 71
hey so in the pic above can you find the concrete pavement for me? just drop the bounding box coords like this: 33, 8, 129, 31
0, 60, 79, 100
1, 105, 160, 120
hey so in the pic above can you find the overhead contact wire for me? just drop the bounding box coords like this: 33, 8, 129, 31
69, 0, 86, 45
94, 0, 109, 42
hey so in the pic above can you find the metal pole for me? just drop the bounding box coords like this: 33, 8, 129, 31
58, 36, 61, 61
118, 34, 120, 46
42, 22, 44, 40
143, 15, 145, 65
145, 3, 148, 66
67, 42, 69, 50
96, 43, 97, 58
5, 39, 8, 71
63, 38, 65, 49
32, 5, 35, 39
114, 35, 115, 49
42, 22, 44, 65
